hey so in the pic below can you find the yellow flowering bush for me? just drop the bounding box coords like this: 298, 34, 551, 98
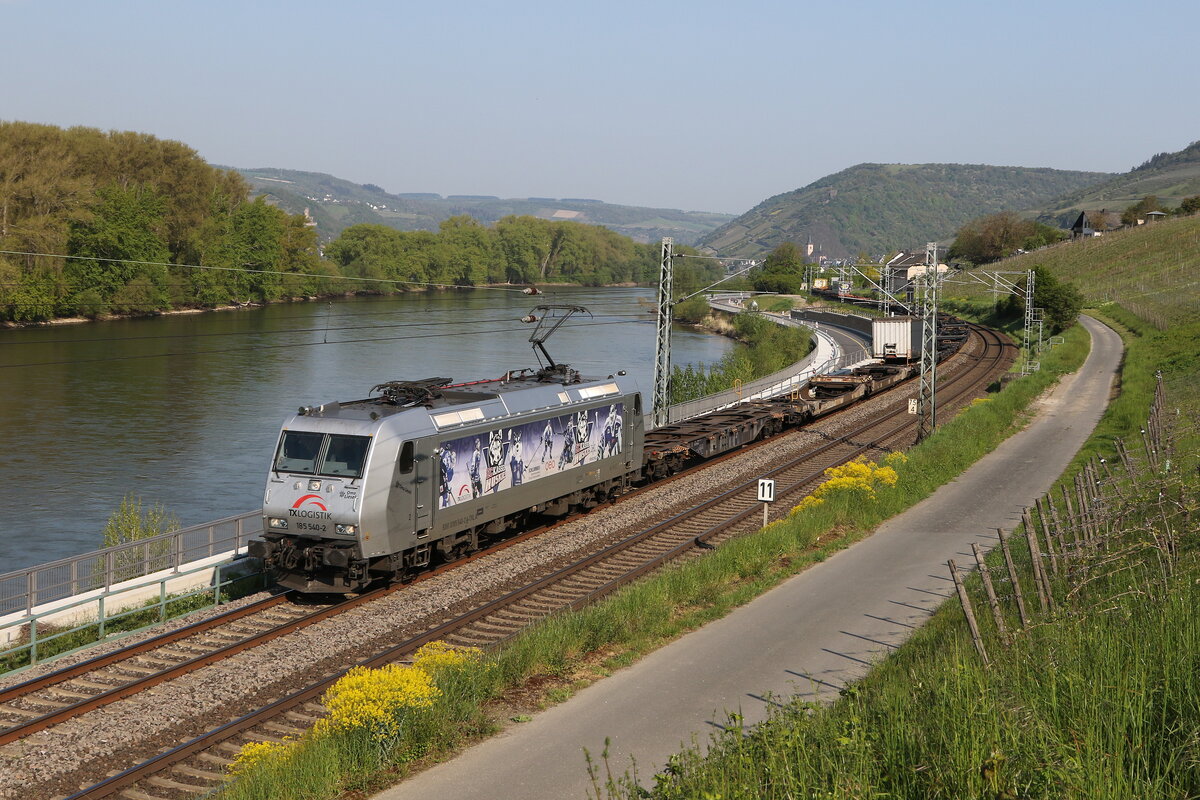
791, 455, 903, 513
412, 640, 483, 675
314, 663, 441, 742
229, 739, 291, 775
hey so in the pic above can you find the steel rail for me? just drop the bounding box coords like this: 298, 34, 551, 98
62, 325, 1011, 800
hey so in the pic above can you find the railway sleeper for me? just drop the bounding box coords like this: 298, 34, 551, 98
197, 751, 235, 767
148, 774, 210, 792
172, 764, 226, 782
120, 788, 170, 800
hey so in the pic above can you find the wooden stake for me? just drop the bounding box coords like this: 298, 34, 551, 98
1116, 437, 1134, 475
949, 559, 989, 665
972, 542, 1007, 642
998, 528, 1030, 628
1062, 484, 1081, 550
1076, 474, 1094, 542
1036, 496, 1060, 577
1023, 508, 1051, 613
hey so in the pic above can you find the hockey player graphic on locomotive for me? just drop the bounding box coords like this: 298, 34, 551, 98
253, 306, 645, 593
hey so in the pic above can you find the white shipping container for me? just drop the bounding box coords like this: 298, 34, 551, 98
872, 316, 921, 360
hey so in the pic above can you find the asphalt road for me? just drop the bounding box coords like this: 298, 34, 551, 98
376, 315, 1122, 800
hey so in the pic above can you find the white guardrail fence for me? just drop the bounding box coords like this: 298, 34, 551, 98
0, 299, 870, 669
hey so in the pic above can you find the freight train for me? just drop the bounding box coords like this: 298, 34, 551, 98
251, 310, 966, 594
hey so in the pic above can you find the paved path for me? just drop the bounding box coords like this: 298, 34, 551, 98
376, 316, 1122, 800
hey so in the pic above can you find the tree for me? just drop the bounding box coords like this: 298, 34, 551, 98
64, 183, 171, 311
1175, 196, 1200, 216
1121, 196, 1165, 226
948, 212, 1051, 264
1024, 265, 1083, 333
752, 242, 806, 294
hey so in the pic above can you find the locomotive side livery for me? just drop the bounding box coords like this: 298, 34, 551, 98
251, 370, 644, 593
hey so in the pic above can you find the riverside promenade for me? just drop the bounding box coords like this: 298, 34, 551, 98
376, 315, 1123, 800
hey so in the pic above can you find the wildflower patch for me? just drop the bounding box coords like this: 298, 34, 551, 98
226, 641, 483, 787
314, 663, 441, 742
791, 455, 903, 513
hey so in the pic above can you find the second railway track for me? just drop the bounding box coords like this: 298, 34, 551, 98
4, 324, 1013, 800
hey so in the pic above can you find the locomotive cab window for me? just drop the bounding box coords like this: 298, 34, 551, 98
274, 432, 372, 478
398, 441, 414, 474
275, 431, 324, 474
323, 435, 371, 477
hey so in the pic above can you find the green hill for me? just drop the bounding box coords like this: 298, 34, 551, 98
1037, 139, 1200, 226
699, 163, 1110, 259
963, 212, 1200, 329
225, 167, 734, 246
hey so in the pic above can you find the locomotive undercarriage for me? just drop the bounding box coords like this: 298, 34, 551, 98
258, 474, 637, 593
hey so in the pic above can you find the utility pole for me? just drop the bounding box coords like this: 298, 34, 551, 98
652, 238, 673, 429
1021, 269, 1038, 375
915, 242, 939, 443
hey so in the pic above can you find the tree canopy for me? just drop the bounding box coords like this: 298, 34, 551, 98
948, 212, 1066, 265
751, 242, 806, 294
998, 265, 1083, 333
0, 121, 325, 321
323, 216, 703, 290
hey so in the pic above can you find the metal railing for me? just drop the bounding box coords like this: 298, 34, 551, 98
662, 348, 862, 426
789, 308, 873, 335
2, 558, 262, 667
660, 308, 872, 426
0, 511, 262, 616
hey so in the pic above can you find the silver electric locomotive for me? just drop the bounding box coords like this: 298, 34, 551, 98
252, 367, 644, 593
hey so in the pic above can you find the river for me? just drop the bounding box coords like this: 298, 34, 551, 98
0, 287, 734, 571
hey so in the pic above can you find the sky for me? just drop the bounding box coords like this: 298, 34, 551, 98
3, 0, 1198, 215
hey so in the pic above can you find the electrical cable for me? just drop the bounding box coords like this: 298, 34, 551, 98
0, 317, 657, 369
0, 312, 651, 347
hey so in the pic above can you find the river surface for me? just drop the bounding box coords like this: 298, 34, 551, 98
0, 287, 734, 572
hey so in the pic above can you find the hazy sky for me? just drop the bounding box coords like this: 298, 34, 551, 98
4, 0, 1198, 215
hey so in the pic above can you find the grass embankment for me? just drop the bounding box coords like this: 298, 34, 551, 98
590, 226, 1200, 798
670, 299, 812, 405
960, 212, 1200, 329
217, 313, 1091, 800
600, 311, 1200, 800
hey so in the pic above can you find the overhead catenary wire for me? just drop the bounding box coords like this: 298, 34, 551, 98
0, 311, 652, 347
0, 316, 659, 370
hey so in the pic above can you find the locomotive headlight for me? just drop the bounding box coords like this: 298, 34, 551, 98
335, 524, 357, 536
308, 479, 322, 491
268, 517, 288, 530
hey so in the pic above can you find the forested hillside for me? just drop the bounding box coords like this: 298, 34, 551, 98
0, 123, 714, 323
701, 163, 1110, 258
233, 167, 733, 246
0, 121, 329, 322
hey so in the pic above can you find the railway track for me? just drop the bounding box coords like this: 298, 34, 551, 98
40, 324, 1012, 800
